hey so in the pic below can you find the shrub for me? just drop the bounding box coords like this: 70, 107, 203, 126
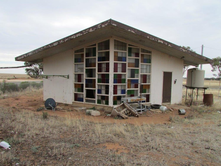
0, 80, 6, 93
0, 80, 43, 94
0, 80, 19, 93
4, 137, 20, 145
37, 107, 45, 112
19, 81, 43, 90
31, 81, 43, 89
42, 112, 48, 119
169, 116, 184, 123
19, 82, 31, 90
31, 146, 39, 153
4, 83, 19, 93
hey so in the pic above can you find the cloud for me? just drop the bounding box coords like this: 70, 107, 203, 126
0, 0, 220, 75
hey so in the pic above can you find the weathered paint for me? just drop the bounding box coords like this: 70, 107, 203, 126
15, 20, 112, 61
43, 49, 73, 104
15, 19, 212, 65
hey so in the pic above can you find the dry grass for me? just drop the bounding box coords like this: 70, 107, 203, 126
183, 79, 220, 88
183, 79, 221, 104
0, 73, 30, 79
0, 79, 221, 165
1, 102, 221, 165
0, 86, 43, 99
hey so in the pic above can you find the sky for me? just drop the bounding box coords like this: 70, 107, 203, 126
0, 0, 220, 77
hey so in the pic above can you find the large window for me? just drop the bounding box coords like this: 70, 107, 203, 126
74, 39, 151, 105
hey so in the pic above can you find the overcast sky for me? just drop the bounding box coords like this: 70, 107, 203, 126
0, 0, 220, 77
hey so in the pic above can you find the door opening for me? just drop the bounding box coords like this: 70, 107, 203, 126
162, 72, 172, 103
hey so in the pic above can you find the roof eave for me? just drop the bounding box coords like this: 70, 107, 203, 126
15, 19, 212, 65
15, 19, 113, 62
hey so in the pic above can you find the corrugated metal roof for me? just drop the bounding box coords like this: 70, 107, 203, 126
15, 19, 212, 65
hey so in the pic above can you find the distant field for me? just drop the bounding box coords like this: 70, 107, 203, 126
183, 78, 220, 103
183, 78, 220, 89
0, 73, 42, 83
0, 73, 30, 79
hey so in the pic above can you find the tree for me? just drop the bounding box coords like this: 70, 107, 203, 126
24, 62, 43, 78
211, 57, 221, 78
211, 56, 221, 96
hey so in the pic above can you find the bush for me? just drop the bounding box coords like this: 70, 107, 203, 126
169, 116, 184, 123
42, 112, 48, 119
0, 80, 43, 94
0, 80, 6, 93
31, 81, 43, 89
37, 107, 45, 112
0, 80, 19, 93
0, 81, 19, 93
19, 81, 43, 90
19, 82, 31, 90
6, 83, 19, 92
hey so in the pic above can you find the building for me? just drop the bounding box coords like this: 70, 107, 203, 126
15, 19, 212, 106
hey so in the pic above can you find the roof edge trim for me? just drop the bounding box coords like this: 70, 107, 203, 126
15, 19, 212, 64
15, 19, 113, 61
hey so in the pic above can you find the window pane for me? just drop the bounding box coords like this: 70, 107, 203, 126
114, 40, 126, 51
98, 40, 109, 50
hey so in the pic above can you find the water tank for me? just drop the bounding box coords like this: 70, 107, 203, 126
186, 68, 205, 87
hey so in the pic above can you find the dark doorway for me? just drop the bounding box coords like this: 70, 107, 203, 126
162, 72, 172, 103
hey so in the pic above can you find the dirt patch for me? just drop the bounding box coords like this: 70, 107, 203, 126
1, 89, 221, 165
99, 143, 129, 154
0, 92, 191, 125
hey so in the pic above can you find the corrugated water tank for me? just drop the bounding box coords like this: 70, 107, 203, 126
186, 68, 205, 87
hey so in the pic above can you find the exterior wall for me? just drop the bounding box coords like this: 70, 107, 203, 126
43, 49, 73, 104
42, 37, 183, 106
73, 38, 152, 106
151, 50, 183, 104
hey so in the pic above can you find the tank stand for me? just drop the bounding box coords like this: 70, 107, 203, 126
184, 85, 208, 105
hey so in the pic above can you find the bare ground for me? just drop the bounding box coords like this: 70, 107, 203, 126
0, 89, 221, 165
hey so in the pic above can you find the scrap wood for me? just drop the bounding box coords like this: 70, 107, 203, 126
124, 102, 139, 117
115, 103, 125, 112
111, 109, 120, 117
111, 108, 128, 119
112, 102, 140, 118
165, 106, 174, 112
118, 111, 128, 119
120, 108, 127, 114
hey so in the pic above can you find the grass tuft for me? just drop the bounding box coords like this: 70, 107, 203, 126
42, 112, 48, 119
169, 116, 184, 123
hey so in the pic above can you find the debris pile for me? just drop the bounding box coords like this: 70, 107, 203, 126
111, 103, 139, 119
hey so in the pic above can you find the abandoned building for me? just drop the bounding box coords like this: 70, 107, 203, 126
15, 19, 212, 106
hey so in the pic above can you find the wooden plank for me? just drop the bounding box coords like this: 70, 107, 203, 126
120, 108, 127, 114
118, 112, 128, 119
124, 102, 139, 117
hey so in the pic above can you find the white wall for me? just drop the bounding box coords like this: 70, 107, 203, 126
42, 38, 184, 105
151, 50, 183, 104
43, 49, 73, 104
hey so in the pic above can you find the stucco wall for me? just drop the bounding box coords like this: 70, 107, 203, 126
43, 49, 73, 104
151, 50, 183, 104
